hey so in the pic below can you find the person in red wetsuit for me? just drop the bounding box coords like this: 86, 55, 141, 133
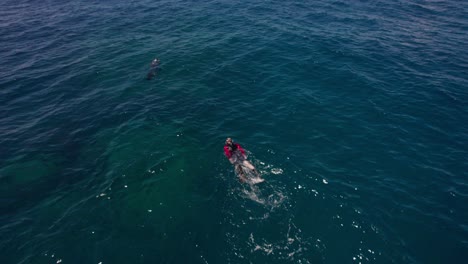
224, 137, 260, 182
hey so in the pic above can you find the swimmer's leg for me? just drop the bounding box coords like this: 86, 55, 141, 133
235, 164, 247, 183
242, 160, 261, 177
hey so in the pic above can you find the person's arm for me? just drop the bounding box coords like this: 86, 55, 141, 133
224, 146, 235, 164
236, 143, 247, 159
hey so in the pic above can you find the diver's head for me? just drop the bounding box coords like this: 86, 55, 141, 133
225, 137, 233, 146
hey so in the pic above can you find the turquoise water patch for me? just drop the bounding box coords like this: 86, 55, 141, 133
0, 156, 60, 209
85, 121, 198, 229
1, 158, 57, 186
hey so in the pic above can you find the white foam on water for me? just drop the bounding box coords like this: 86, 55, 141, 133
245, 220, 314, 263
224, 156, 316, 262
271, 168, 283, 175
242, 187, 265, 205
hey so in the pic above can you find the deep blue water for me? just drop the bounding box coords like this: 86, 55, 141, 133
1, 0, 467, 263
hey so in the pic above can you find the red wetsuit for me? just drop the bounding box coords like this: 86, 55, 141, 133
224, 143, 245, 159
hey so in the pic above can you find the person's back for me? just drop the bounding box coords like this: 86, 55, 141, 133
224, 140, 245, 162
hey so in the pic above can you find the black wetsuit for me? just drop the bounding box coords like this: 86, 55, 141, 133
147, 60, 160, 80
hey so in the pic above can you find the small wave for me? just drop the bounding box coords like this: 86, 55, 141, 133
246, 220, 317, 263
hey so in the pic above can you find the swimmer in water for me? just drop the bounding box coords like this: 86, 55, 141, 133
223, 137, 261, 183
146, 58, 161, 80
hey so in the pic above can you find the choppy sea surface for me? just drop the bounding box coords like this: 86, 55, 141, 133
1, 0, 467, 263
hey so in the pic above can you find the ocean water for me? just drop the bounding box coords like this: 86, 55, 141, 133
1, 0, 467, 263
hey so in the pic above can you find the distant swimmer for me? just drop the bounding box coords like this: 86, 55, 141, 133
224, 137, 262, 183
146, 58, 161, 80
